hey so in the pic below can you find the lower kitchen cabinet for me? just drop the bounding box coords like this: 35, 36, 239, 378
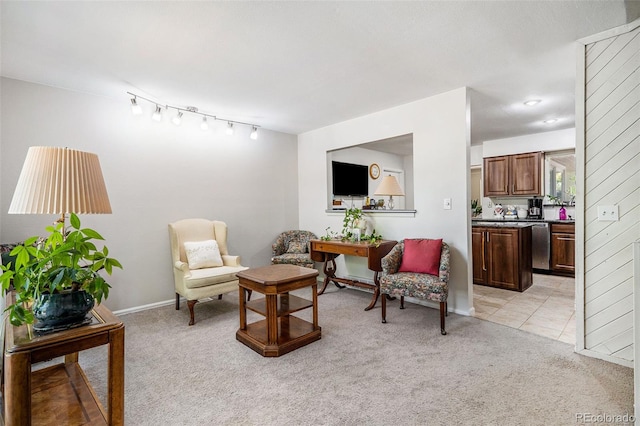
551, 222, 575, 276
472, 227, 488, 284
472, 226, 533, 292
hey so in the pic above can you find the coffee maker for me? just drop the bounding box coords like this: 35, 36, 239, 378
528, 197, 543, 219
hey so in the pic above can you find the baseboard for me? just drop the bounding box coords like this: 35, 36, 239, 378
112, 298, 176, 316
576, 348, 633, 368
112, 295, 228, 317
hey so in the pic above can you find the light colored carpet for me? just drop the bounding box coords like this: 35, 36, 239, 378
78, 286, 634, 425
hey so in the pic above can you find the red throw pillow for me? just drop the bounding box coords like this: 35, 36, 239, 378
399, 239, 443, 275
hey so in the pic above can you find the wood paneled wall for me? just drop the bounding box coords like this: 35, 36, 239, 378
582, 23, 639, 362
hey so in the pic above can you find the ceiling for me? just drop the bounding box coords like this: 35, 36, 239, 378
1, 1, 638, 145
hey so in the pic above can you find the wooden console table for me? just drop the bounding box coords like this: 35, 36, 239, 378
309, 239, 397, 310
236, 264, 321, 357
2, 297, 125, 426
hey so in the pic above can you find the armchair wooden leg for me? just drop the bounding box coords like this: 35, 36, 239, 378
446, 301, 448, 317
175, 293, 180, 310
187, 300, 197, 326
400, 296, 405, 309
381, 292, 387, 323
440, 302, 447, 335
247, 289, 252, 302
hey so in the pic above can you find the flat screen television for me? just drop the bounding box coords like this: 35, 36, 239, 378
332, 161, 368, 197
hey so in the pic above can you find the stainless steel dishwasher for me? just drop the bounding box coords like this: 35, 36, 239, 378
531, 223, 550, 271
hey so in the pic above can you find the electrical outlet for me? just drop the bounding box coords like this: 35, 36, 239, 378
597, 205, 619, 221
444, 198, 452, 210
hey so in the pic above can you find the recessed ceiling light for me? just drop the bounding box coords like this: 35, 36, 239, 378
524, 99, 541, 106
543, 118, 558, 124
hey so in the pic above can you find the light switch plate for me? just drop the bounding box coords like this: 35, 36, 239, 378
444, 198, 452, 210
597, 205, 619, 221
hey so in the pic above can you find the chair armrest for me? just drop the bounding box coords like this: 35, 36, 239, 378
381, 244, 403, 274
174, 260, 191, 277
222, 255, 242, 267
439, 243, 451, 283
272, 242, 286, 256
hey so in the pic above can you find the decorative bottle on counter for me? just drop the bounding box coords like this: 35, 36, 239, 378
559, 205, 567, 220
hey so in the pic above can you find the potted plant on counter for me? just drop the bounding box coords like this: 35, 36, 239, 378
0, 213, 122, 332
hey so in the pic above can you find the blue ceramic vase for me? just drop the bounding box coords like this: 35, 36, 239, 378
32, 290, 95, 333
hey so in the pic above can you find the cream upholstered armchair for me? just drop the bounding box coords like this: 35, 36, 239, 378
168, 219, 248, 325
379, 239, 450, 335
271, 230, 318, 268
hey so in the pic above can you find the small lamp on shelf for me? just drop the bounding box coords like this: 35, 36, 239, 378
374, 175, 405, 210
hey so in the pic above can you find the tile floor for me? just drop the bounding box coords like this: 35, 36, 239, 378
473, 274, 576, 344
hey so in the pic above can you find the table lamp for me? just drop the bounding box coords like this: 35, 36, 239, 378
374, 175, 405, 210
8, 146, 112, 226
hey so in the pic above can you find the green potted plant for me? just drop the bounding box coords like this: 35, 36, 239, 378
342, 207, 363, 240
0, 213, 122, 331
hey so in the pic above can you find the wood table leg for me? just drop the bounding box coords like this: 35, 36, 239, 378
364, 271, 382, 311
4, 351, 31, 426
312, 283, 318, 329
266, 295, 278, 345
318, 256, 337, 295
108, 325, 125, 426
238, 287, 247, 330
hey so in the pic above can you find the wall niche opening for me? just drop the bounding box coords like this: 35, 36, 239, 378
326, 134, 414, 211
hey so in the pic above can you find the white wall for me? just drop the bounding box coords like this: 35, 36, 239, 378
0, 78, 299, 312
470, 145, 483, 167
482, 128, 575, 157
298, 88, 473, 314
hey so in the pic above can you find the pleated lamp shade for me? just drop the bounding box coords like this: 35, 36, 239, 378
8, 146, 112, 216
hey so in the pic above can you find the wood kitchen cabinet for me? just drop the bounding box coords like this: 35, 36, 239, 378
551, 222, 575, 276
484, 152, 542, 197
472, 226, 533, 292
472, 227, 488, 284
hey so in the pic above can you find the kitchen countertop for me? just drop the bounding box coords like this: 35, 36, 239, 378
473, 222, 535, 228
472, 218, 575, 225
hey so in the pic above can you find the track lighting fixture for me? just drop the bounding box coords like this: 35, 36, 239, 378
127, 91, 260, 139
130, 97, 142, 115
172, 111, 183, 126
152, 105, 162, 122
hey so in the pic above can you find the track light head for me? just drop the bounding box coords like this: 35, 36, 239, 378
130, 97, 142, 115
128, 92, 260, 139
172, 111, 183, 126
152, 105, 162, 122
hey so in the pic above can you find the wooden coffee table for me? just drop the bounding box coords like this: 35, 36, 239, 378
236, 264, 320, 357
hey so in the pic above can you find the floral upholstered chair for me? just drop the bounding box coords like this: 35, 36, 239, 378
271, 230, 318, 268
379, 239, 450, 335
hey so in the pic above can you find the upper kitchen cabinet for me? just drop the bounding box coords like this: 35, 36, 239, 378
483, 151, 542, 197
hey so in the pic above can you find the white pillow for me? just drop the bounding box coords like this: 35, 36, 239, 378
183, 240, 223, 269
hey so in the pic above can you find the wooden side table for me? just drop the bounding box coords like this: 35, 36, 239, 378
2, 297, 125, 426
236, 264, 320, 357
309, 239, 397, 310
